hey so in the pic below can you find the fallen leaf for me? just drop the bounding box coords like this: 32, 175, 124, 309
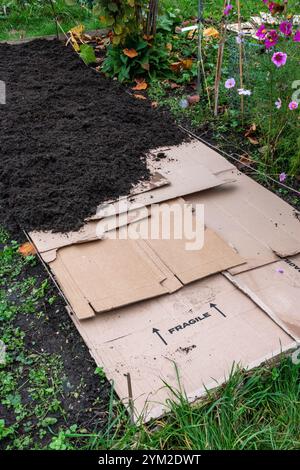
143, 34, 154, 41
151, 101, 158, 108
69, 24, 85, 38
170, 61, 182, 72
133, 94, 147, 100
132, 80, 148, 91
247, 136, 260, 145
169, 82, 181, 89
182, 58, 193, 70
166, 43, 173, 52
239, 154, 255, 165
18, 242, 36, 257
203, 27, 220, 39
203, 27, 219, 39
244, 123, 257, 137
123, 48, 138, 58
187, 94, 200, 105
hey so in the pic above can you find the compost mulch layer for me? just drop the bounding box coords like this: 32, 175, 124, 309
0, 39, 186, 234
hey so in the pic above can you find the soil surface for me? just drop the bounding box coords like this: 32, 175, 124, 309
0, 39, 186, 233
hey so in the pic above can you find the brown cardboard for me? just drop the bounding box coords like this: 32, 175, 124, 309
68, 274, 296, 422
29, 206, 150, 263
90, 140, 235, 220
49, 200, 244, 318
224, 254, 300, 341
186, 170, 300, 274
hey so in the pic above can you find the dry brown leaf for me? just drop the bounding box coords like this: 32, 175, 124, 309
182, 58, 193, 70
143, 34, 154, 41
170, 61, 182, 72
151, 101, 158, 108
166, 43, 173, 52
203, 27, 220, 39
239, 154, 255, 165
18, 242, 36, 257
187, 94, 200, 105
69, 24, 85, 38
247, 136, 260, 145
132, 80, 148, 91
244, 123, 257, 137
169, 82, 181, 89
133, 94, 147, 100
123, 48, 138, 59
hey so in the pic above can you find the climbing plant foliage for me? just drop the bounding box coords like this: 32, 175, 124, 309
94, 1, 156, 45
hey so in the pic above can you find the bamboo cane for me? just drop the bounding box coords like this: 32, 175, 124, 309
214, 1, 228, 116
236, 0, 244, 120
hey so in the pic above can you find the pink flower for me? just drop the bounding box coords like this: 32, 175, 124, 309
279, 172, 287, 182
256, 24, 268, 40
279, 21, 293, 36
268, 2, 276, 13
224, 4, 233, 16
288, 101, 298, 110
271, 51, 287, 67
275, 98, 282, 109
265, 30, 279, 48
294, 30, 300, 42
225, 78, 236, 89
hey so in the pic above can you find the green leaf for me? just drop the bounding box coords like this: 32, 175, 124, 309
79, 44, 96, 65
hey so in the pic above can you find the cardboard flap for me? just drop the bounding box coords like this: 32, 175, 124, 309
91, 141, 233, 220
146, 227, 244, 285
29, 206, 149, 259
53, 238, 182, 317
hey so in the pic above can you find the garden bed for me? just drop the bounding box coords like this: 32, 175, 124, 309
0, 39, 186, 234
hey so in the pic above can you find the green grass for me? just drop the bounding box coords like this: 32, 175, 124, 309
0, 0, 99, 40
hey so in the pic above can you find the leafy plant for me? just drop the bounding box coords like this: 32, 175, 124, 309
102, 33, 172, 81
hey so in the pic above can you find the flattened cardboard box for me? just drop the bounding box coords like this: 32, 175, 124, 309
90, 140, 235, 220
225, 254, 300, 341
50, 200, 244, 319
186, 170, 300, 274
68, 273, 296, 422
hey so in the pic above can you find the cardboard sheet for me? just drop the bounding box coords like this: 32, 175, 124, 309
90, 140, 235, 220
224, 254, 300, 341
68, 274, 296, 422
29, 207, 149, 263
49, 200, 244, 319
186, 170, 300, 274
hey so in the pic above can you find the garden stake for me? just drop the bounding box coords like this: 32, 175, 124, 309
197, 1, 212, 110
126, 373, 135, 424
236, 0, 244, 122
214, 0, 229, 116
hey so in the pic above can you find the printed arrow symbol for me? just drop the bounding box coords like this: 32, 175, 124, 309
152, 328, 168, 346
210, 303, 226, 318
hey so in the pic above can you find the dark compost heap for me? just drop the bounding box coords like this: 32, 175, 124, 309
0, 39, 186, 233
